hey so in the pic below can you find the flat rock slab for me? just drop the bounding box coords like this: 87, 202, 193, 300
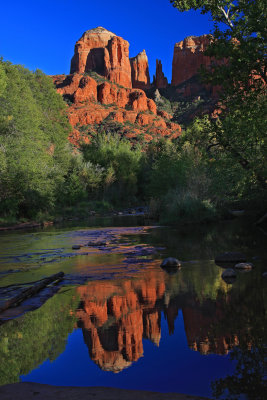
235, 262, 254, 270
0, 383, 210, 400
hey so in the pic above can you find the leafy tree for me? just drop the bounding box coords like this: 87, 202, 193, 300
170, 0, 267, 197
0, 60, 72, 218
82, 132, 143, 203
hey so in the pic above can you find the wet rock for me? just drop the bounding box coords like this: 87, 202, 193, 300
87, 241, 106, 246
221, 268, 237, 283
161, 258, 182, 269
72, 245, 81, 250
235, 262, 254, 270
215, 252, 246, 264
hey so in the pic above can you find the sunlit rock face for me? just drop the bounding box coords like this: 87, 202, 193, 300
70, 27, 132, 88
51, 27, 183, 144
171, 34, 222, 99
76, 273, 164, 372
130, 50, 151, 90
51, 72, 181, 145
171, 35, 212, 87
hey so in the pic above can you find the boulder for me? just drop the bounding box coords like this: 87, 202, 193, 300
221, 268, 237, 283
161, 257, 182, 269
235, 262, 254, 270
72, 245, 81, 250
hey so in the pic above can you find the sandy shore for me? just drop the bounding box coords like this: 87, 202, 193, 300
0, 382, 210, 400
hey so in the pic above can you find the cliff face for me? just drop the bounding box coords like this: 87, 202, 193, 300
130, 50, 150, 90
172, 35, 212, 87
70, 27, 132, 88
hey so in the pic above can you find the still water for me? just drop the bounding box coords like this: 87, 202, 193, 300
0, 218, 266, 399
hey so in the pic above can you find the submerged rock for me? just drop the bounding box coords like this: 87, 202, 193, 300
221, 268, 237, 283
235, 262, 254, 270
72, 245, 81, 250
262, 272, 267, 278
87, 241, 107, 246
161, 258, 182, 270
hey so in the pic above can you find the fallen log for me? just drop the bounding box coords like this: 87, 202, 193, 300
0, 272, 64, 313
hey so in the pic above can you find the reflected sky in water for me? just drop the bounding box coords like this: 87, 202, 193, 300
0, 220, 266, 399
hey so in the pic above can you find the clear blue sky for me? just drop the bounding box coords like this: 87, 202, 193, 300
0, 0, 213, 81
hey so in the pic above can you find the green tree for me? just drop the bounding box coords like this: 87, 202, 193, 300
170, 0, 267, 197
0, 60, 72, 218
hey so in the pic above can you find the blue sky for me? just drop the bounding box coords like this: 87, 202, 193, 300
0, 0, 213, 81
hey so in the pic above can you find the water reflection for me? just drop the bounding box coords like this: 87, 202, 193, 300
75, 263, 266, 374
0, 221, 266, 398
76, 271, 164, 372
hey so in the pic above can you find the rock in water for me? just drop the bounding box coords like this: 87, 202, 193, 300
221, 268, 237, 283
235, 262, 254, 270
161, 257, 182, 269
72, 245, 81, 250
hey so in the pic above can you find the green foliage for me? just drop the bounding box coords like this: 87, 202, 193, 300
170, 0, 267, 210
0, 60, 72, 219
81, 132, 143, 204
0, 287, 79, 385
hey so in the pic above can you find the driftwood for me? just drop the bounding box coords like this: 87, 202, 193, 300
0, 272, 64, 313
255, 212, 267, 225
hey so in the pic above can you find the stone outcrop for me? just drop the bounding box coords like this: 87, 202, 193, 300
171, 35, 212, 87
130, 50, 150, 90
52, 27, 196, 145
153, 60, 168, 88
52, 72, 181, 145
70, 27, 132, 88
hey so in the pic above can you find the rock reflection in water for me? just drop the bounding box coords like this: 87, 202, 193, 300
75, 264, 264, 373
76, 271, 164, 372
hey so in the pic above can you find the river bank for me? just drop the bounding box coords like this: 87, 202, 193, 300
0, 383, 210, 400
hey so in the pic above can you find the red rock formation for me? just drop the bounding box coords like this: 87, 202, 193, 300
104, 35, 132, 88
52, 73, 182, 145
171, 35, 212, 87
130, 50, 151, 90
70, 27, 132, 88
154, 59, 168, 88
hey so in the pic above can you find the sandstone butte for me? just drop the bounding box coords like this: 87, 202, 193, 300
52, 28, 221, 146
74, 270, 246, 373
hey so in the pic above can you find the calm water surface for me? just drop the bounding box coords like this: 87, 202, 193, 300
0, 218, 266, 399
